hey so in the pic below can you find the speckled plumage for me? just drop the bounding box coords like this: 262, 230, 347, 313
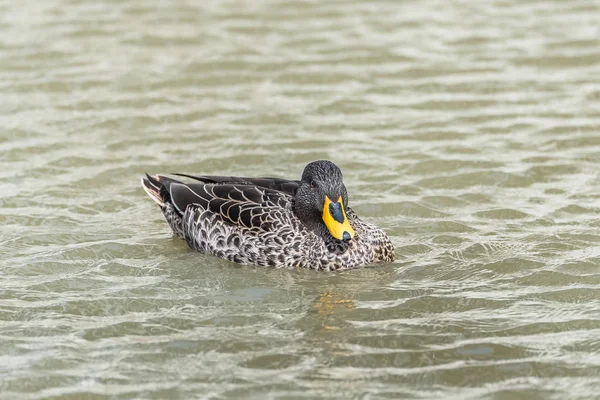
141, 161, 395, 271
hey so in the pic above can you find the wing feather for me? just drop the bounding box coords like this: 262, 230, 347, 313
168, 181, 293, 232
172, 174, 300, 196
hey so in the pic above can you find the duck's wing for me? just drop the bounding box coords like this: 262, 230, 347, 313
155, 175, 294, 231
173, 173, 300, 197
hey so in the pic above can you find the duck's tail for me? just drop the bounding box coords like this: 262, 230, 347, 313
141, 174, 189, 239
141, 174, 168, 207
141, 174, 184, 207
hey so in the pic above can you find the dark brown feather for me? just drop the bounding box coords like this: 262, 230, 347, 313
168, 182, 291, 231
172, 173, 300, 196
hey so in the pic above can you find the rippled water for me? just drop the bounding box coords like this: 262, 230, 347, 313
2, 0, 600, 398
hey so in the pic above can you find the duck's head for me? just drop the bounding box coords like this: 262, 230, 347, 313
294, 160, 355, 242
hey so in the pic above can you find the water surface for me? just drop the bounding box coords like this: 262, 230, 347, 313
2, 0, 600, 398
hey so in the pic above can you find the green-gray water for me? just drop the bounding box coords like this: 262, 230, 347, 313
2, 0, 600, 398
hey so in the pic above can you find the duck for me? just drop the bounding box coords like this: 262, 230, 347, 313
141, 160, 395, 271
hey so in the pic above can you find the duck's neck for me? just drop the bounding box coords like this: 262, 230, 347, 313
292, 199, 332, 240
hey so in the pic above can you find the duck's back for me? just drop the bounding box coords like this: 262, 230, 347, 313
142, 174, 312, 267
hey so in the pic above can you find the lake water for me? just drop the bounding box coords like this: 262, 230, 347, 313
2, 0, 600, 398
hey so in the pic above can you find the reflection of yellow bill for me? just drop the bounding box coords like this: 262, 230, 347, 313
322, 195, 355, 241
313, 291, 354, 317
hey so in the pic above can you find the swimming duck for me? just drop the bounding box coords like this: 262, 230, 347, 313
141, 160, 395, 271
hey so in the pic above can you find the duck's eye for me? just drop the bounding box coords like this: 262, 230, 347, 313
311, 180, 317, 189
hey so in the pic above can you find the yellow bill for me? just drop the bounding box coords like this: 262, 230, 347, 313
322, 195, 355, 241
